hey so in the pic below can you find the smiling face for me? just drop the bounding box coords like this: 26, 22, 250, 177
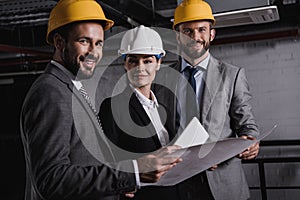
177, 20, 215, 65
125, 54, 161, 92
54, 22, 104, 79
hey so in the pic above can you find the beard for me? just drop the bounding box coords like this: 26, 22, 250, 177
62, 47, 95, 80
62, 47, 80, 77
180, 39, 211, 60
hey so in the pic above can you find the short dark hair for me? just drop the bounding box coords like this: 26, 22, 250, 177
48, 20, 107, 43
174, 20, 214, 32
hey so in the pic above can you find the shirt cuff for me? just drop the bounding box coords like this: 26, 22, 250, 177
132, 160, 141, 189
132, 160, 155, 187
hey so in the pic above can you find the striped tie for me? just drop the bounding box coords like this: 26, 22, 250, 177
78, 85, 115, 160
79, 85, 97, 113
79, 85, 103, 127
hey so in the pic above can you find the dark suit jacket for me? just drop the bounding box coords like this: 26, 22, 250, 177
155, 55, 260, 200
20, 63, 137, 200
99, 86, 181, 200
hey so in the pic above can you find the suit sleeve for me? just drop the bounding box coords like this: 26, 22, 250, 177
99, 97, 121, 146
229, 68, 259, 138
21, 81, 136, 200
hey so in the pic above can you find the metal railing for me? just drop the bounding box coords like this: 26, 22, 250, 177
242, 140, 300, 200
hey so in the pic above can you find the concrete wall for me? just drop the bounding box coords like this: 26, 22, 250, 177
211, 36, 300, 200
211, 37, 300, 140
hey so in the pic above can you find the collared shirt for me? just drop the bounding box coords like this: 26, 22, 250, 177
51, 60, 76, 81
51, 60, 97, 109
132, 85, 169, 146
51, 60, 85, 92
177, 54, 210, 129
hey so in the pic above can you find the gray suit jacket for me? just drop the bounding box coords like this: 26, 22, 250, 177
155, 55, 259, 200
20, 63, 137, 200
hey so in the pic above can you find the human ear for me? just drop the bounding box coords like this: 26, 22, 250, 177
156, 59, 162, 71
53, 33, 65, 51
175, 31, 181, 44
210, 28, 216, 42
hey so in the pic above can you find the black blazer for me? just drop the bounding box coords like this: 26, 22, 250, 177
99, 85, 181, 200
99, 86, 176, 156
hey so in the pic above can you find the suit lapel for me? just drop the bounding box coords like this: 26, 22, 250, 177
129, 94, 150, 125
126, 88, 162, 147
47, 63, 99, 124
201, 56, 225, 122
161, 61, 182, 123
153, 84, 177, 141
46, 63, 115, 160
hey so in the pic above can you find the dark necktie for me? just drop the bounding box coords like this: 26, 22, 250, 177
187, 66, 197, 93
185, 66, 199, 125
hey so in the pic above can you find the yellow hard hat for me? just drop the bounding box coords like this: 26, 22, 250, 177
173, 0, 215, 29
47, 0, 114, 44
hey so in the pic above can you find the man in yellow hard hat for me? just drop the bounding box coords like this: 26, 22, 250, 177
163, 0, 260, 199
20, 1, 181, 200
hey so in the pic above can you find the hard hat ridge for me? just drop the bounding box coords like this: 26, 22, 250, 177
119, 25, 166, 57
173, 0, 215, 29
47, 0, 114, 44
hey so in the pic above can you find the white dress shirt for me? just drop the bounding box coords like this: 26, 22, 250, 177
132, 86, 169, 146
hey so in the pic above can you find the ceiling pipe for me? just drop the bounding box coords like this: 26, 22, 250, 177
97, 0, 140, 27
214, 28, 300, 45
0, 44, 51, 57
0, 70, 44, 77
0, 58, 50, 67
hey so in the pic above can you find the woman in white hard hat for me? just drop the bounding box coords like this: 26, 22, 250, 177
99, 25, 181, 200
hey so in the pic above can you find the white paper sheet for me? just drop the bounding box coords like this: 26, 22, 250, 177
174, 117, 209, 148
151, 124, 277, 186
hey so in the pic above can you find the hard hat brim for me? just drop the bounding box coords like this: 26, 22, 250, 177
119, 49, 166, 57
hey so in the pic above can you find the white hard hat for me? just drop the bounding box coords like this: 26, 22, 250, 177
118, 25, 166, 58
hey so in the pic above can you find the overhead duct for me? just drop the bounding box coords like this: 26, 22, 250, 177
205, 0, 280, 28
213, 6, 279, 28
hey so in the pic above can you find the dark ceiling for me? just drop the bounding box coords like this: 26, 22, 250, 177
0, 0, 178, 47
0, 0, 299, 74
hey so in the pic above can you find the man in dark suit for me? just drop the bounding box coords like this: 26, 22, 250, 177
154, 0, 261, 199
99, 25, 182, 200
20, 1, 181, 200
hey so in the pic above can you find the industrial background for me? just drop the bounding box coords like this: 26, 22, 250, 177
0, 0, 300, 199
